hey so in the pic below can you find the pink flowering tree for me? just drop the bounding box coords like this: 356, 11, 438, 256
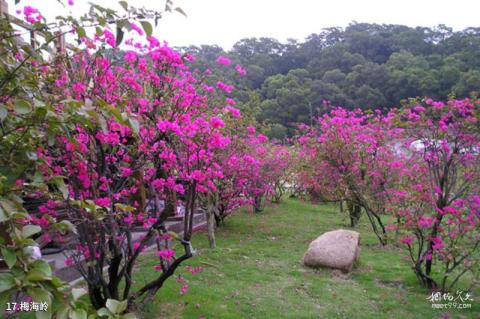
296, 108, 403, 244
185, 54, 254, 248
239, 128, 279, 213
264, 144, 292, 204
36, 37, 240, 311
193, 55, 289, 248
0, 0, 173, 316
389, 98, 480, 291
201, 121, 282, 247
200, 122, 252, 247
0, 0, 241, 315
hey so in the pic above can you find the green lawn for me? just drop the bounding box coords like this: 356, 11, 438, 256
135, 198, 479, 319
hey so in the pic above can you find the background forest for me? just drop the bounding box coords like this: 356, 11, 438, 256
179, 23, 480, 138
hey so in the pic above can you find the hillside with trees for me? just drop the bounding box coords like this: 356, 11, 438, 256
179, 23, 480, 138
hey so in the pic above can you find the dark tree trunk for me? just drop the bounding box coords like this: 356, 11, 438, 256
347, 202, 362, 227
206, 209, 216, 249
253, 195, 264, 213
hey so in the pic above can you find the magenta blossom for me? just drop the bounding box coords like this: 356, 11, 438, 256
216, 55, 231, 66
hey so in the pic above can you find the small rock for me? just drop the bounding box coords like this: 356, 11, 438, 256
303, 229, 360, 272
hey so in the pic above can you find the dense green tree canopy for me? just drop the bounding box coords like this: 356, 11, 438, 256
178, 22, 480, 139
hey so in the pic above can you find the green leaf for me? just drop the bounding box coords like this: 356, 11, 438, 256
26, 269, 50, 282
27, 151, 38, 160
36, 308, 52, 319
167, 231, 179, 239
0, 199, 15, 214
0, 205, 8, 222
72, 288, 87, 301
1, 248, 16, 268
70, 308, 87, 319
27, 260, 52, 281
33, 171, 44, 184
96, 308, 111, 317
59, 220, 77, 234
11, 212, 28, 220
114, 203, 135, 212
116, 300, 128, 314
116, 27, 124, 47
0, 290, 12, 314
56, 305, 70, 319
76, 27, 87, 39
119, 1, 128, 11
121, 313, 137, 319
98, 16, 106, 27
105, 298, 120, 313
0, 273, 16, 293
51, 176, 69, 199
10, 194, 23, 205
174, 7, 187, 17
140, 21, 153, 36
50, 276, 65, 288
0, 104, 7, 121
48, 133, 56, 146
100, 101, 124, 123
14, 99, 32, 114
128, 118, 139, 134
106, 298, 127, 314
32, 260, 52, 276
22, 225, 42, 238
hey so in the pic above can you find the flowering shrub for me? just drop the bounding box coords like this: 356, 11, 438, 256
0, 1, 144, 317
0, 0, 263, 316
296, 98, 480, 291
211, 126, 290, 218
263, 144, 292, 204
196, 118, 284, 247
388, 98, 480, 291
296, 108, 402, 244
36, 29, 241, 313
188, 58, 292, 248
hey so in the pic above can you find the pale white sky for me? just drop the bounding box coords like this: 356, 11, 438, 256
8, 0, 480, 49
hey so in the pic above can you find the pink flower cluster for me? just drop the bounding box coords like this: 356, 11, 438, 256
157, 249, 176, 261
216, 55, 231, 66
23, 6, 43, 24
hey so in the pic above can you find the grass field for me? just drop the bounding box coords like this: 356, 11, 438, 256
134, 198, 479, 319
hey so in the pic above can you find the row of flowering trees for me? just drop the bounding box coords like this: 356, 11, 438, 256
0, 1, 291, 317
198, 79, 292, 248
296, 98, 480, 292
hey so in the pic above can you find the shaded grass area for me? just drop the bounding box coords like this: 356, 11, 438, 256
134, 198, 478, 319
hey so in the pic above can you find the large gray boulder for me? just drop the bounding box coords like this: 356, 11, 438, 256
303, 229, 360, 272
